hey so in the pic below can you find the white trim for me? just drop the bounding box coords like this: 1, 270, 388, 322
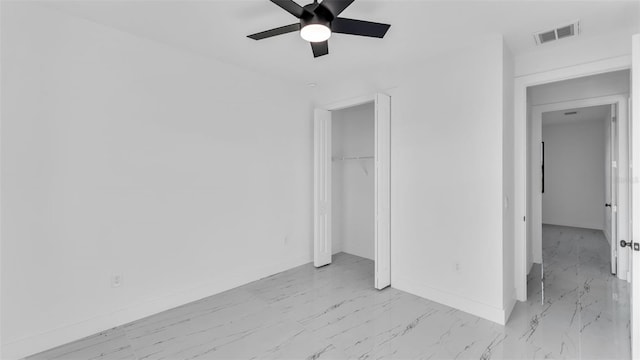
322, 94, 375, 111
603, 227, 612, 245
2, 255, 311, 360
313, 109, 332, 267
530, 110, 543, 264
514, 55, 631, 84
527, 258, 535, 275
630, 33, 640, 360
533, 95, 628, 112
514, 55, 632, 301
0, 64, 3, 360
0, 1, 4, 355
374, 93, 391, 290
541, 222, 605, 231
393, 276, 508, 325
503, 296, 517, 324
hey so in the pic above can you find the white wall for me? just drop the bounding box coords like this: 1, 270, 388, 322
316, 37, 515, 324
515, 29, 636, 77
502, 43, 516, 315
1, 4, 313, 359
391, 36, 512, 324
542, 118, 606, 229
331, 103, 375, 260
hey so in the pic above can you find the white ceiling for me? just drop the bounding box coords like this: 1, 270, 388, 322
542, 105, 610, 126
41, 0, 640, 88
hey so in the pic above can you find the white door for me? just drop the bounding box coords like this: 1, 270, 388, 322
314, 109, 332, 267
630, 33, 640, 360
374, 93, 391, 289
610, 104, 619, 275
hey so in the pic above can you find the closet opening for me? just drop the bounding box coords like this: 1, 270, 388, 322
313, 93, 391, 290
331, 102, 376, 276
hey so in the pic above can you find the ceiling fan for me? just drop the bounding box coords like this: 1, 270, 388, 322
247, 0, 391, 58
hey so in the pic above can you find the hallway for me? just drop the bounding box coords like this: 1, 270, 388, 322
27, 233, 630, 359
521, 225, 630, 359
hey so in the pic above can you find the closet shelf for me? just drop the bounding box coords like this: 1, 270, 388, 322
332, 156, 374, 161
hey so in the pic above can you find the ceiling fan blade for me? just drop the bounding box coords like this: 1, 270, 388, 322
311, 41, 329, 58
248, 23, 301, 40
331, 17, 390, 38
320, 0, 355, 16
270, 0, 308, 18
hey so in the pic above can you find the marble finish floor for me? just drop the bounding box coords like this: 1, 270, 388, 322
27, 227, 630, 359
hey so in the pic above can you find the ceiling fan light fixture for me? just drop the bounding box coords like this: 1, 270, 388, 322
247, 0, 391, 57
300, 23, 331, 42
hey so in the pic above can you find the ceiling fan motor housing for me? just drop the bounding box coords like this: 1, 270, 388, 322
301, 3, 333, 29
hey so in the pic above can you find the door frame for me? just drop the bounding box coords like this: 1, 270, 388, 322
529, 95, 629, 281
630, 33, 640, 360
514, 55, 632, 301
313, 109, 332, 267
314, 93, 392, 289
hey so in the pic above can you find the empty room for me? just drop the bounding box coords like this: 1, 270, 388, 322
1, 1, 640, 359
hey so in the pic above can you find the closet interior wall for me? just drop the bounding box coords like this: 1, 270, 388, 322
331, 102, 375, 260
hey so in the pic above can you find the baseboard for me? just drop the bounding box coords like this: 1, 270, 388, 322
532, 253, 542, 265
340, 250, 374, 261
503, 296, 517, 324
541, 221, 604, 231
392, 276, 507, 325
2, 255, 311, 360
603, 228, 611, 245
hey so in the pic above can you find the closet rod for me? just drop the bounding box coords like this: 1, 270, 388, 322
332, 156, 374, 161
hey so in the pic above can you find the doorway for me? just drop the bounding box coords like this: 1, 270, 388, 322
331, 103, 375, 264
515, 63, 637, 357
532, 99, 629, 283
539, 103, 627, 302
313, 93, 391, 290
526, 71, 631, 298
527, 101, 631, 357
